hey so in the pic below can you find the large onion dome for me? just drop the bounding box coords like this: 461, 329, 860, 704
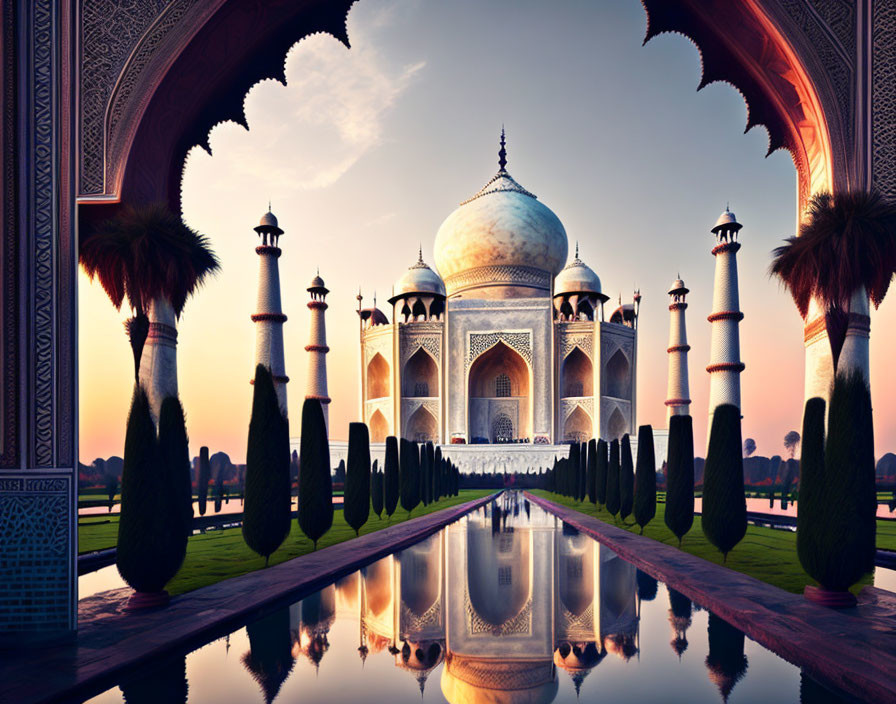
434, 130, 568, 298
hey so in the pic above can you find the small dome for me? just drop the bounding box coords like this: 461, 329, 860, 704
554, 247, 602, 297
310, 274, 325, 288
711, 207, 742, 234
255, 208, 284, 236
668, 278, 688, 296
360, 307, 389, 326
391, 250, 446, 300
610, 303, 636, 324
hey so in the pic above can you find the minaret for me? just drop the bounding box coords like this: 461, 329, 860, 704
305, 271, 331, 432
706, 207, 745, 432
251, 207, 288, 413
665, 277, 691, 420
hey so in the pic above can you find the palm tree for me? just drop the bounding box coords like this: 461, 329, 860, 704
80, 204, 219, 418
770, 190, 896, 381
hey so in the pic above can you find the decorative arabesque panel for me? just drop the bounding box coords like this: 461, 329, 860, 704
466, 332, 532, 372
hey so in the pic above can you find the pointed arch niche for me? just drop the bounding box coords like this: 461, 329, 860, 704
406, 406, 437, 444
607, 407, 628, 440
562, 347, 593, 398
563, 406, 592, 444
369, 409, 390, 443
367, 353, 390, 400
402, 348, 438, 398
468, 342, 531, 443
605, 349, 631, 400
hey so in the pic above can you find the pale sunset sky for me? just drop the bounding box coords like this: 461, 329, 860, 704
78, 0, 896, 464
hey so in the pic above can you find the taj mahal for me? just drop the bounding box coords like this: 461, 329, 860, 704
355, 132, 640, 460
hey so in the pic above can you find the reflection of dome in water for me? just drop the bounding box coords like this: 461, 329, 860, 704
440, 655, 558, 704
395, 640, 445, 695
553, 642, 604, 696
434, 131, 568, 297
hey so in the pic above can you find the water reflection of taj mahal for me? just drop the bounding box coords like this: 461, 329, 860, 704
356, 132, 639, 461
290, 497, 639, 703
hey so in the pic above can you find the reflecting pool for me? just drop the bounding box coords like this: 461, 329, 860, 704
84, 493, 850, 704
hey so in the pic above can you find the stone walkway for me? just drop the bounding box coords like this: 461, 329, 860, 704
1, 493, 496, 704
525, 492, 896, 704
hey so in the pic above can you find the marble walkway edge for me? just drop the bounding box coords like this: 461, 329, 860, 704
524, 491, 896, 704
0, 492, 499, 704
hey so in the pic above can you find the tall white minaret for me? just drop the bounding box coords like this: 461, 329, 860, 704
251, 208, 288, 413
665, 276, 691, 420
305, 272, 331, 432
706, 207, 745, 433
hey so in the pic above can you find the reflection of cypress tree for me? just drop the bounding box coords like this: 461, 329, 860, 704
619, 434, 635, 522
344, 422, 371, 536
799, 670, 853, 703
665, 414, 695, 546
595, 439, 608, 508
667, 588, 692, 658
633, 425, 657, 533
121, 653, 188, 704
636, 569, 658, 602
242, 608, 295, 704
705, 614, 748, 702
605, 439, 621, 518
298, 398, 333, 549
586, 439, 598, 504
383, 436, 399, 519
702, 405, 747, 560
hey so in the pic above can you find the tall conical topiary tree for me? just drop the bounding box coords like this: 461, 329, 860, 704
595, 439, 608, 508
633, 425, 657, 534
197, 446, 210, 517
605, 439, 621, 518
158, 395, 193, 537
796, 397, 826, 584
800, 372, 876, 596
242, 366, 291, 564
702, 404, 747, 560
298, 398, 333, 549
344, 422, 371, 536
384, 436, 399, 519
567, 443, 580, 500
620, 434, 635, 522
116, 386, 186, 602
420, 442, 431, 507
400, 439, 420, 516
371, 463, 384, 518
665, 414, 695, 546
434, 446, 443, 500
586, 439, 598, 504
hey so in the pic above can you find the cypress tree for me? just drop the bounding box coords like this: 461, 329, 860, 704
242, 365, 291, 563
595, 439, 608, 508
803, 372, 876, 592
158, 396, 193, 537
580, 442, 588, 501
701, 404, 747, 559
298, 398, 333, 549
633, 425, 657, 533
796, 397, 826, 584
665, 414, 695, 545
586, 439, 598, 504
117, 386, 187, 595
197, 446, 210, 517
427, 442, 436, 504
383, 436, 399, 518
605, 439, 621, 518
344, 422, 371, 536
568, 443, 581, 500
371, 467, 384, 518
420, 443, 431, 507
400, 439, 420, 516
434, 446, 443, 500
620, 434, 635, 522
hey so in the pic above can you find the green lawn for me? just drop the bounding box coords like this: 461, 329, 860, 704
81, 491, 492, 596
530, 491, 890, 595
79, 517, 120, 553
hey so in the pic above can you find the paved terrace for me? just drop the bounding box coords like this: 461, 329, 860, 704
0, 492, 497, 704
525, 492, 896, 704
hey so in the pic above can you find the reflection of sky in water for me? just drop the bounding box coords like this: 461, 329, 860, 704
85, 495, 824, 704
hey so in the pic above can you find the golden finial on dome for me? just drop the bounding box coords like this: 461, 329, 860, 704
498, 126, 507, 171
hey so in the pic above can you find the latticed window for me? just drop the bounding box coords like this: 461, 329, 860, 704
567, 381, 584, 397
498, 566, 512, 586
498, 535, 514, 553
414, 381, 429, 397
495, 374, 511, 397
493, 414, 513, 442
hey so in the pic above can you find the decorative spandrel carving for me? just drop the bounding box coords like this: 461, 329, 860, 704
561, 397, 594, 420
400, 334, 441, 368
464, 588, 533, 637
559, 334, 593, 360
873, 2, 896, 199
466, 332, 532, 371
79, 0, 170, 194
